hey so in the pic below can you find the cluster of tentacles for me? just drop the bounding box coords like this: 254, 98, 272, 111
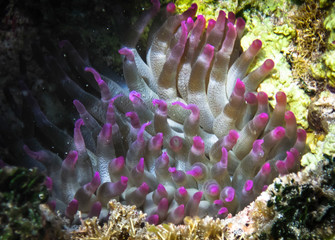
22, 1, 306, 225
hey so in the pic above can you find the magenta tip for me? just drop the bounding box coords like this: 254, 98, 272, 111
45, 177, 52, 191
213, 199, 223, 206
251, 39, 262, 51
120, 176, 128, 185
203, 44, 215, 60
168, 167, 176, 173
75, 118, 84, 128
284, 111, 295, 121
262, 162, 271, 175
228, 12, 235, 23
140, 182, 149, 193
157, 184, 167, 195
297, 129, 307, 141
209, 185, 220, 196
228, 129, 239, 142
275, 91, 286, 103
263, 59, 275, 71
245, 92, 257, 104
235, 79, 245, 95
193, 191, 203, 201
218, 207, 228, 215
136, 158, 145, 173
273, 126, 286, 140
186, 166, 203, 178
223, 187, 235, 202
166, 2, 176, 13
118, 47, 134, 61
244, 180, 253, 192
257, 91, 268, 104
175, 204, 185, 215
192, 136, 204, 150
178, 186, 187, 196
236, 17, 246, 30
147, 214, 159, 225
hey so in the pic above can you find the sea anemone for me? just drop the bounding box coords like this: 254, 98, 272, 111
22, 1, 306, 225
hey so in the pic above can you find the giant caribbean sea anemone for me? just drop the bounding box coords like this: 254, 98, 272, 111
22, 1, 306, 225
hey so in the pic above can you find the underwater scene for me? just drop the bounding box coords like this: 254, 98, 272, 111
0, 0, 334, 239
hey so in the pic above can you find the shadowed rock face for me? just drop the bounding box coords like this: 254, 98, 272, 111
22, 1, 306, 225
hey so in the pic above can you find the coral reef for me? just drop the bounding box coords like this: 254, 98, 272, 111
19, 0, 307, 226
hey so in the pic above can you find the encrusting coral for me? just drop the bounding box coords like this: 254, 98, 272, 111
22, 0, 306, 225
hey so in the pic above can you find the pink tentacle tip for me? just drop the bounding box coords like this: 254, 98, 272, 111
285, 151, 295, 169
228, 130, 239, 142
175, 204, 185, 215
139, 182, 149, 194
245, 92, 257, 104
234, 79, 245, 96
101, 123, 112, 140
186, 17, 194, 30
193, 191, 203, 201
276, 160, 286, 174
262, 59, 275, 71
158, 197, 169, 210
118, 47, 134, 61
218, 207, 228, 215
178, 186, 187, 196
228, 12, 236, 23
64, 150, 78, 168
257, 92, 268, 104
223, 187, 235, 202
73, 99, 86, 114
203, 44, 215, 60
297, 129, 307, 141
262, 185, 268, 191
226, 22, 236, 36
244, 180, 253, 192
152, 133, 163, 147
166, 3, 176, 13
157, 184, 167, 195
111, 156, 125, 170
92, 172, 101, 187
120, 176, 128, 185
161, 152, 169, 162
136, 158, 145, 173
110, 94, 122, 104
285, 111, 296, 121
252, 139, 264, 155
186, 166, 203, 178
192, 136, 204, 150
152, 99, 167, 111
75, 118, 84, 128
262, 162, 271, 175
66, 199, 78, 217
251, 39, 262, 52
213, 199, 223, 206
44, 177, 53, 191
257, 113, 269, 123
275, 91, 286, 103
209, 185, 220, 196
129, 90, 141, 103
168, 167, 176, 173
236, 17, 246, 30
147, 214, 159, 225
273, 126, 286, 140
207, 19, 216, 32
169, 136, 183, 152
85, 67, 103, 84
